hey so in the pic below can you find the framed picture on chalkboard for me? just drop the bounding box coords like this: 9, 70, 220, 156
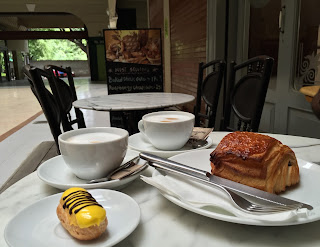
103, 28, 163, 94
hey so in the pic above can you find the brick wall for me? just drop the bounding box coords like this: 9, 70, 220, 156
170, 0, 207, 112
149, 0, 207, 112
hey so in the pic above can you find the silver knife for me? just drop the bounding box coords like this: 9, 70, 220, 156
140, 152, 313, 210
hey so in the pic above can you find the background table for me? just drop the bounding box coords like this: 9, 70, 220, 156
2, 132, 320, 246
73, 92, 195, 134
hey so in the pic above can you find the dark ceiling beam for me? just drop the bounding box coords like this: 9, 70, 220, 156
0, 31, 88, 40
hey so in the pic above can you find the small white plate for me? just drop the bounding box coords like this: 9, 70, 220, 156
154, 149, 320, 226
5, 189, 140, 247
128, 133, 213, 158
37, 150, 144, 190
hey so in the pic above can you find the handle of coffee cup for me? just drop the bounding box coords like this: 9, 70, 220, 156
138, 120, 150, 142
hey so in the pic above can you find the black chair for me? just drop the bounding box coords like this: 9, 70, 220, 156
194, 60, 226, 128
45, 65, 86, 131
23, 65, 62, 153
23, 65, 39, 102
221, 55, 274, 132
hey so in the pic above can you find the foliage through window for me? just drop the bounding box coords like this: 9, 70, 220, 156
28, 28, 87, 61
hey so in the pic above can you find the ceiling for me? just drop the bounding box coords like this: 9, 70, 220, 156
0, 13, 85, 31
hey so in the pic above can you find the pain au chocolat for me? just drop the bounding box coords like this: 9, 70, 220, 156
210, 132, 299, 194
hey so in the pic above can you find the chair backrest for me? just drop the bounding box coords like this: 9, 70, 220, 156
221, 55, 274, 132
23, 64, 39, 101
23, 65, 62, 153
194, 60, 226, 128
45, 65, 86, 131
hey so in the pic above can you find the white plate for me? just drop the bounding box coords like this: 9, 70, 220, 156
5, 189, 140, 247
153, 149, 320, 226
37, 150, 143, 190
128, 133, 213, 158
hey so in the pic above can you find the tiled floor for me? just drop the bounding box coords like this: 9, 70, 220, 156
0, 77, 110, 189
0, 80, 42, 139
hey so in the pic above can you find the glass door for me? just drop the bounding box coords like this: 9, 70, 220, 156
239, 0, 320, 137
248, 0, 280, 92
294, 0, 320, 89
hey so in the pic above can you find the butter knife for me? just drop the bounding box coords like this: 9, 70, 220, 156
140, 152, 313, 210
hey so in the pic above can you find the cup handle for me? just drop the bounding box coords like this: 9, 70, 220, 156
138, 120, 150, 142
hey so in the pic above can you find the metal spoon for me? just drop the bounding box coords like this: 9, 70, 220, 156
186, 139, 208, 149
87, 156, 140, 183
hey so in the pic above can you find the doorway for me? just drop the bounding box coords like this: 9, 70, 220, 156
234, 0, 320, 138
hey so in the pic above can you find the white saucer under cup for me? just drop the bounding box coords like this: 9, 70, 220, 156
128, 133, 213, 158
37, 150, 144, 190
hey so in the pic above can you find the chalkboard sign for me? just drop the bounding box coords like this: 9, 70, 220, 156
103, 29, 163, 94
106, 62, 163, 93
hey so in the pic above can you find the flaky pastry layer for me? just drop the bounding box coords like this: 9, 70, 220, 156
210, 132, 299, 194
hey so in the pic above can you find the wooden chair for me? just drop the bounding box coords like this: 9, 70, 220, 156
45, 65, 86, 131
23, 65, 62, 153
194, 60, 225, 128
221, 56, 274, 132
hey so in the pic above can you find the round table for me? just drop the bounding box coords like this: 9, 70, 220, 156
73, 92, 195, 111
2, 132, 320, 246
73, 92, 195, 134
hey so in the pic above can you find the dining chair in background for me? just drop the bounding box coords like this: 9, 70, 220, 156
221, 55, 274, 132
194, 60, 226, 128
23, 65, 62, 153
45, 65, 86, 131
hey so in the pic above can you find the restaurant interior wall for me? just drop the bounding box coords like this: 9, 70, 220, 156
116, 0, 148, 28
6, 39, 27, 80
148, 0, 165, 90
168, 0, 207, 113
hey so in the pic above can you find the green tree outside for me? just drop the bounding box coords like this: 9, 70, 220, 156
28, 39, 87, 61
28, 28, 87, 61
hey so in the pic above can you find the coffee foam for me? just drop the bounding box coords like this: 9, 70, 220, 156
66, 132, 121, 144
145, 114, 191, 123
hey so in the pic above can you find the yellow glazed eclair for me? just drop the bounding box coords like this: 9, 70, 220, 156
56, 187, 108, 240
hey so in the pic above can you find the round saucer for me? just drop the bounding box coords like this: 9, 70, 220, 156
128, 133, 213, 158
5, 189, 140, 247
37, 150, 145, 190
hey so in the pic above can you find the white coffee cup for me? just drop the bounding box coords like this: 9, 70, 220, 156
138, 111, 195, 150
58, 127, 128, 180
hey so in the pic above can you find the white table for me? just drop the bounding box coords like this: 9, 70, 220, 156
73, 92, 195, 111
2, 132, 320, 246
73, 92, 195, 134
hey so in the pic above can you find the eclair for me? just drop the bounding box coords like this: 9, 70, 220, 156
56, 187, 108, 240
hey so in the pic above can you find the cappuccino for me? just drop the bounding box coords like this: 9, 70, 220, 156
66, 132, 121, 144
146, 114, 191, 123
138, 111, 195, 150
58, 127, 129, 180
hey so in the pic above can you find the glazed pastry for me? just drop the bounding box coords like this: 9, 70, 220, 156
210, 132, 299, 194
56, 187, 108, 240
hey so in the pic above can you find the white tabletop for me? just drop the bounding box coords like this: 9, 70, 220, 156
73, 92, 195, 111
2, 131, 320, 246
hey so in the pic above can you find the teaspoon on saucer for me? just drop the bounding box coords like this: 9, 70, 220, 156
87, 156, 147, 184
186, 139, 208, 149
